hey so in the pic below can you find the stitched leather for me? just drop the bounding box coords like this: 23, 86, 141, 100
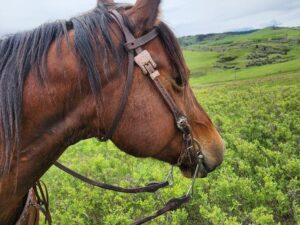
54, 162, 169, 193
125, 29, 158, 50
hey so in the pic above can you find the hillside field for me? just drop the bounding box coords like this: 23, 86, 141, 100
181, 27, 300, 85
42, 27, 300, 225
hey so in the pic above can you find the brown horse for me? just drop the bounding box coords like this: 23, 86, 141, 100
0, 0, 225, 224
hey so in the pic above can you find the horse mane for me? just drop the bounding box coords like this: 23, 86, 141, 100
0, 2, 187, 174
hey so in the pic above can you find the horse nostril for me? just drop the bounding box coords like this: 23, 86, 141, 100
202, 138, 225, 172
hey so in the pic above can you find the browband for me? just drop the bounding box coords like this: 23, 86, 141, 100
125, 29, 158, 51
110, 10, 158, 53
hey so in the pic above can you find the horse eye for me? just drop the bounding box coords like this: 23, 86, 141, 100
174, 75, 183, 87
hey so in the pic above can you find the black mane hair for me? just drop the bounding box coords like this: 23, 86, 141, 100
156, 22, 189, 83
0, 2, 187, 174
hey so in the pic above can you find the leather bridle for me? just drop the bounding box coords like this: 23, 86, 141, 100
101, 10, 201, 167
53, 9, 205, 225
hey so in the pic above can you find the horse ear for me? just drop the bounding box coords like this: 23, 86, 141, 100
97, 0, 114, 4
127, 0, 161, 36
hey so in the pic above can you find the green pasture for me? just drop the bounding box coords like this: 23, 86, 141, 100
181, 27, 300, 48
182, 27, 300, 85
42, 27, 300, 224
189, 58, 300, 86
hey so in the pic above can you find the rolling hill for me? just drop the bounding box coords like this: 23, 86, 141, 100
179, 27, 300, 85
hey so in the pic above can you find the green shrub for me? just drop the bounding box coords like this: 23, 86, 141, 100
42, 74, 300, 224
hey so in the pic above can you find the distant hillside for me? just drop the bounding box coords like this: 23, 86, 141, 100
179, 29, 258, 47
179, 27, 300, 84
179, 27, 300, 48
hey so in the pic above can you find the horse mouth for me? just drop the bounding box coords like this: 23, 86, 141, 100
178, 139, 210, 178
179, 160, 209, 178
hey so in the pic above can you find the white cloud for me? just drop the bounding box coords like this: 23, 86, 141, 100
0, 0, 96, 32
0, 0, 300, 36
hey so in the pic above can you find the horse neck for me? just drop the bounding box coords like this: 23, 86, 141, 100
0, 33, 109, 224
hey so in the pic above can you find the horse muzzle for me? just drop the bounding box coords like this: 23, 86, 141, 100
178, 138, 212, 178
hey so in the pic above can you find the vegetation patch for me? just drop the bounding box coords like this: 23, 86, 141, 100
42, 73, 300, 225
41, 27, 300, 225
246, 45, 291, 67
182, 27, 300, 84
215, 54, 239, 69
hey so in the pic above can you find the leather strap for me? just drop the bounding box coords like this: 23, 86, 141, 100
110, 10, 143, 54
152, 78, 184, 120
54, 162, 169, 193
101, 50, 135, 141
101, 10, 158, 141
132, 195, 191, 225
125, 29, 158, 51
33, 181, 52, 224
15, 182, 52, 225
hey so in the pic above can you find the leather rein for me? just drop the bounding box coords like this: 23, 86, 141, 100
50, 10, 204, 225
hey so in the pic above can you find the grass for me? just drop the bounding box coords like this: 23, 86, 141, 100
183, 51, 218, 76
189, 59, 300, 86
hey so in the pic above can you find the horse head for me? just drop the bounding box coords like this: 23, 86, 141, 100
0, 0, 225, 223
95, 0, 225, 178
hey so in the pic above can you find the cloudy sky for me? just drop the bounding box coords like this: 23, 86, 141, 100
0, 0, 300, 37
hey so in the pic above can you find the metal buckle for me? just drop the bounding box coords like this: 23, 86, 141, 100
149, 70, 160, 80
134, 50, 157, 75
176, 116, 188, 131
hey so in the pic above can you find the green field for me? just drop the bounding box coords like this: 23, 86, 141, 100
42, 27, 300, 224
182, 27, 300, 85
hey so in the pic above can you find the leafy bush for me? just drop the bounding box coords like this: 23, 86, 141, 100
42, 74, 300, 224
246, 45, 290, 67
217, 55, 238, 63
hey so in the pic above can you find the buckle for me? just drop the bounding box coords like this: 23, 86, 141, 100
149, 70, 160, 80
176, 116, 188, 131
134, 50, 157, 75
